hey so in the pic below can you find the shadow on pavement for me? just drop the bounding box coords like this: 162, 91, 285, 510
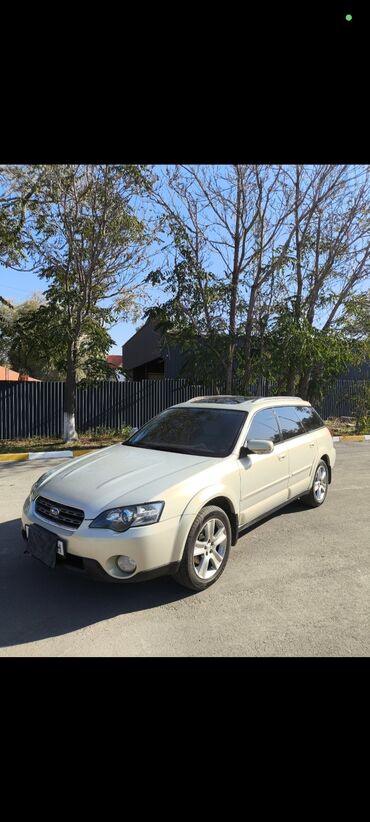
0, 517, 191, 649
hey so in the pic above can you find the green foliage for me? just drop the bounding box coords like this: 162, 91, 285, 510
83, 425, 133, 439
0, 165, 47, 266
0, 294, 66, 378
261, 308, 366, 400
342, 381, 370, 433
337, 291, 370, 344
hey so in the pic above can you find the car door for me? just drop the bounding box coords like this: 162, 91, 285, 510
238, 408, 289, 528
275, 406, 318, 498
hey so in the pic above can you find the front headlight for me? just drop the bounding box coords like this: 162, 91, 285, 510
30, 469, 56, 501
89, 502, 165, 533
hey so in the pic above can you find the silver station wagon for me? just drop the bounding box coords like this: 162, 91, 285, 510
22, 395, 336, 591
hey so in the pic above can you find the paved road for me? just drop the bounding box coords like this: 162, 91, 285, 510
0, 443, 369, 656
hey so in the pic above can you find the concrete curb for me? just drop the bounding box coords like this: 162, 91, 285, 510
0, 449, 97, 463
333, 435, 370, 442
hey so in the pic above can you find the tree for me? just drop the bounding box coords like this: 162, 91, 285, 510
145, 223, 230, 385
3, 164, 151, 440
263, 307, 366, 402
247, 165, 370, 401
0, 165, 45, 268
0, 293, 65, 378
335, 290, 370, 344
148, 164, 297, 390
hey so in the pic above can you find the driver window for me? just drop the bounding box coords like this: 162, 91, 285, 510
246, 409, 281, 444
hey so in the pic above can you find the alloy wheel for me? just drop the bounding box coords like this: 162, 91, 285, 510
313, 464, 327, 502
192, 517, 228, 580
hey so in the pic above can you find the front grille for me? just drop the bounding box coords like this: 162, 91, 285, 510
35, 496, 85, 529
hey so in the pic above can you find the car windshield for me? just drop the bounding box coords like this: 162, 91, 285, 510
123, 407, 248, 457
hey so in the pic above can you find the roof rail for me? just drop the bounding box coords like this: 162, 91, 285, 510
252, 395, 304, 402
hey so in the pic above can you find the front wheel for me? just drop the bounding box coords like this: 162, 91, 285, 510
173, 505, 231, 592
300, 459, 329, 508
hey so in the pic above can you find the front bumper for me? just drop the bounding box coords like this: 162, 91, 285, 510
22, 496, 188, 582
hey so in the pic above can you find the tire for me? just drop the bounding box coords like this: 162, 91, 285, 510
173, 505, 232, 592
300, 459, 329, 508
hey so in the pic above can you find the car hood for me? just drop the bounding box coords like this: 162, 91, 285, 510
35, 444, 218, 519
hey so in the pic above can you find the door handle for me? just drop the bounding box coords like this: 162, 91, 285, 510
309, 442, 316, 447
278, 454, 286, 461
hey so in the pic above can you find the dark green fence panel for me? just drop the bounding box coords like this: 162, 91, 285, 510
1, 377, 368, 439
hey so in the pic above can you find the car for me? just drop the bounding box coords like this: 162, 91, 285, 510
21, 395, 336, 592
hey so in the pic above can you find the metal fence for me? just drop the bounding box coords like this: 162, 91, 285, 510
315, 379, 369, 420
0, 377, 368, 440
0, 379, 227, 439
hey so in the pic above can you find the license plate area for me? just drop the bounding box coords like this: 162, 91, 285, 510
56, 540, 66, 557
27, 524, 66, 568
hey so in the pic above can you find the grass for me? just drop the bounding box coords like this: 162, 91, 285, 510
0, 427, 133, 454
324, 417, 368, 436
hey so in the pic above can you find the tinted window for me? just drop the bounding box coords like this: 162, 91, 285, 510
296, 406, 324, 432
247, 409, 281, 444
276, 406, 305, 440
124, 407, 247, 457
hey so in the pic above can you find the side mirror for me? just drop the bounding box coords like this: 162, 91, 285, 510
241, 439, 274, 456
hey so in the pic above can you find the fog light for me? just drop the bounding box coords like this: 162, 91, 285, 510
116, 555, 137, 574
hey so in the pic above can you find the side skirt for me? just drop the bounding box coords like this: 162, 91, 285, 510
237, 492, 305, 538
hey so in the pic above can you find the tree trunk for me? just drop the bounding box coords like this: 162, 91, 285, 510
225, 167, 242, 395
298, 370, 311, 399
63, 341, 78, 442
294, 166, 303, 323
306, 365, 323, 406
285, 365, 297, 395
225, 342, 235, 393
243, 283, 258, 392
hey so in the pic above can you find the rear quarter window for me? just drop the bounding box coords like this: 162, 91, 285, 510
296, 406, 325, 432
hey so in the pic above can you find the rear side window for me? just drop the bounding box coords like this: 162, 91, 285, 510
296, 405, 325, 432
276, 406, 305, 441
247, 409, 281, 444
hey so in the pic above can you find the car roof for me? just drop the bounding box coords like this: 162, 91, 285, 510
175, 395, 311, 411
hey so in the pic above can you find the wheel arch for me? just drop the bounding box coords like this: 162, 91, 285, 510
319, 454, 332, 484
202, 496, 239, 545
178, 487, 239, 555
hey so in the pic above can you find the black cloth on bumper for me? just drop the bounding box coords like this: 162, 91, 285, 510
27, 524, 58, 568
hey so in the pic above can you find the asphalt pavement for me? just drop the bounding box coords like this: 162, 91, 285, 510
0, 443, 369, 656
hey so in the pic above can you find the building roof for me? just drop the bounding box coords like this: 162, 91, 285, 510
0, 365, 39, 381
106, 355, 123, 367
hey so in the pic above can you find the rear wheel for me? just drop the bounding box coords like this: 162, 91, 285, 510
173, 505, 231, 591
300, 459, 329, 507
